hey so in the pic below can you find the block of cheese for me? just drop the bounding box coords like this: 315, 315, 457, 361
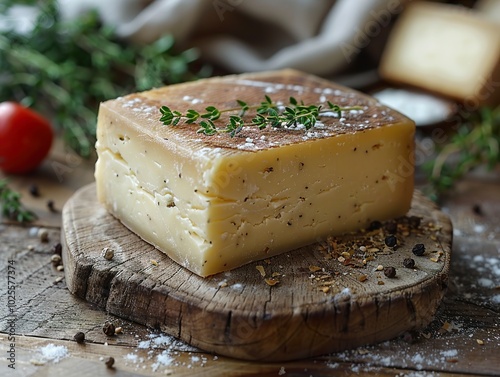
476, 0, 500, 24
379, 1, 500, 105
95, 69, 415, 277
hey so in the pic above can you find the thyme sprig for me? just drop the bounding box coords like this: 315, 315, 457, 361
423, 105, 500, 200
0, 0, 207, 157
0, 180, 37, 223
159, 96, 362, 136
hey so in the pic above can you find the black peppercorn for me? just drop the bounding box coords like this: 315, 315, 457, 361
403, 258, 416, 268
47, 200, 56, 212
74, 331, 85, 344
105, 357, 115, 369
384, 266, 396, 278
385, 235, 398, 248
102, 322, 116, 336
402, 330, 418, 344
412, 243, 426, 256
472, 204, 483, 216
368, 220, 382, 231
29, 184, 40, 197
52, 242, 62, 256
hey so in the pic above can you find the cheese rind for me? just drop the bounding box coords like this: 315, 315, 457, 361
95, 70, 415, 276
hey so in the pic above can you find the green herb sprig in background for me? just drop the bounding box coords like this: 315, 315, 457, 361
0, 179, 37, 223
423, 105, 500, 200
0, 0, 209, 157
159, 95, 362, 136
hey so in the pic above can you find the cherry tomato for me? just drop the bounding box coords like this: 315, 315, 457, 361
0, 102, 53, 174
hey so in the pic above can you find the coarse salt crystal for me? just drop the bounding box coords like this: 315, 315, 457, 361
474, 224, 486, 233
151, 334, 173, 347
440, 349, 458, 357
319, 111, 340, 118
473, 255, 484, 262
478, 277, 494, 287
238, 142, 255, 149
38, 344, 69, 363
137, 340, 151, 349
152, 350, 174, 372
125, 353, 138, 363
182, 95, 203, 104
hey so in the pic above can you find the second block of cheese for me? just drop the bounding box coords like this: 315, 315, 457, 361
380, 1, 500, 105
95, 70, 415, 277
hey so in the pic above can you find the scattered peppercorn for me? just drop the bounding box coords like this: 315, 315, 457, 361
368, 220, 382, 231
105, 357, 115, 369
401, 330, 418, 344
38, 228, 49, 243
47, 200, 56, 212
73, 331, 85, 344
53, 242, 62, 256
472, 204, 483, 216
50, 254, 62, 267
102, 247, 114, 261
384, 266, 396, 278
29, 184, 40, 197
385, 235, 398, 248
102, 322, 116, 336
412, 243, 426, 256
403, 258, 416, 268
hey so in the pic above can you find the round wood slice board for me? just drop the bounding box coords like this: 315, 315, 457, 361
62, 184, 452, 362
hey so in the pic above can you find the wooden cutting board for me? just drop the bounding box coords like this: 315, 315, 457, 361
62, 184, 452, 362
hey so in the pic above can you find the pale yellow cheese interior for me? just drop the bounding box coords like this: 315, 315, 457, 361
95, 70, 415, 277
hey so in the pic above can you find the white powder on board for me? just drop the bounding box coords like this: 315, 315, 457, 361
151, 350, 174, 372
37, 344, 69, 363
124, 332, 205, 373
325, 341, 467, 373
440, 349, 458, 358
492, 294, 500, 304
373, 88, 452, 125
124, 353, 139, 363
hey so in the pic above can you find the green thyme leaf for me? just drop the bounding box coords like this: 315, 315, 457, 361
0, 180, 37, 223
197, 120, 218, 135
0, 1, 208, 157
423, 104, 500, 201
159, 96, 362, 136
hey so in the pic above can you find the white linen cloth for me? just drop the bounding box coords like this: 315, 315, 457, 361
58, 0, 411, 77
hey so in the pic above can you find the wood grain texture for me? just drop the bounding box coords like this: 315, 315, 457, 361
62, 184, 452, 361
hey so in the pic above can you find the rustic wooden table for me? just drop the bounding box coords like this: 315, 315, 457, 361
1, 139, 499, 376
